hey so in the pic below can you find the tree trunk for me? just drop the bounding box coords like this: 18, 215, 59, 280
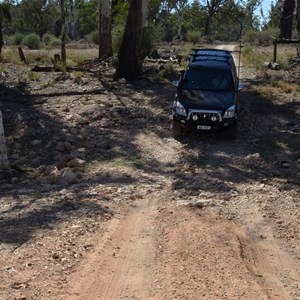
0, 22, 3, 59
99, 0, 113, 60
280, 0, 295, 39
177, 13, 183, 39
204, 13, 213, 36
60, 0, 67, 64
297, 0, 300, 55
115, 0, 147, 81
68, 0, 75, 40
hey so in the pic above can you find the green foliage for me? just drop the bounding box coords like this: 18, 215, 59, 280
8, 0, 58, 39
10, 32, 24, 45
186, 30, 202, 44
86, 30, 99, 45
153, 63, 178, 81
75, 0, 98, 38
23, 33, 40, 49
112, 0, 130, 26
112, 25, 124, 53
140, 25, 163, 60
242, 45, 271, 67
42, 33, 60, 48
242, 28, 279, 46
0, 3, 12, 23
2, 47, 21, 64
28, 71, 41, 81
67, 51, 85, 65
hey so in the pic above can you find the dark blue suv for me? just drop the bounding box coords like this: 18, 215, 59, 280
172, 48, 242, 138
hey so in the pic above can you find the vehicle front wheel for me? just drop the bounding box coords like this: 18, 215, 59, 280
172, 121, 187, 139
224, 123, 238, 140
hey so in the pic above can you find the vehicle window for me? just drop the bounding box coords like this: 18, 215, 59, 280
182, 68, 234, 92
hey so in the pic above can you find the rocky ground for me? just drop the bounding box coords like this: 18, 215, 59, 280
0, 45, 299, 300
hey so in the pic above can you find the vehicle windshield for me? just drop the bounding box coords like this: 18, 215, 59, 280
182, 68, 234, 92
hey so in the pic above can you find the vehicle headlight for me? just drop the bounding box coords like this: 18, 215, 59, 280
223, 105, 235, 119
173, 100, 187, 117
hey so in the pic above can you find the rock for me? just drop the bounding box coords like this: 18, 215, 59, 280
56, 142, 66, 152
61, 169, 78, 185
55, 141, 72, 153
77, 116, 89, 125
281, 161, 293, 168
31, 139, 42, 146
245, 153, 260, 160
45, 141, 53, 149
67, 158, 86, 168
43, 165, 60, 176
100, 118, 109, 128
11, 154, 20, 160
64, 142, 72, 152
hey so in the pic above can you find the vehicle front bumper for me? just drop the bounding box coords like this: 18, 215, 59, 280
173, 112, 236, 131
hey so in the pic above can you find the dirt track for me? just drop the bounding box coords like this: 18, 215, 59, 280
0, 44, 300, 299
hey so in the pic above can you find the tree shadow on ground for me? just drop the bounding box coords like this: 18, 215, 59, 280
170, 85, 300, 195
0, 69, 299, 245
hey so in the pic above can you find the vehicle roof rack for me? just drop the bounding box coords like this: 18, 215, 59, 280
190, 48, 232, 59
191, 56, 229, 62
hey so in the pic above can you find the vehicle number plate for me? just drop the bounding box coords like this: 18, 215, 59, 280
197, 125, 211, 130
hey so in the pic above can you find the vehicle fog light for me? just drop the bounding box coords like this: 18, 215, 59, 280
192, 114, 198, 121
211, 116, 217, 122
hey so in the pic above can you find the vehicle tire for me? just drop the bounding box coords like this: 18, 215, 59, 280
225, 123, 238, 140
173, 121, 186, 139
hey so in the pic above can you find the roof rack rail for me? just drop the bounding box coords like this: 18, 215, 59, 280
190, 48, 232, 58
191, 48, 232, 53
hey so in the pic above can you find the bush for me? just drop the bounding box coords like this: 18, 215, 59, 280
112, 25, 124, 53
242, 28, 279, 46
140, 25, 163, 59
42, 33, 60, 49
242, 45, 271, 67
23, 33, 40, 49
186, 30, 202, 44
86, 30, 99, 45
11, 32, 25, 46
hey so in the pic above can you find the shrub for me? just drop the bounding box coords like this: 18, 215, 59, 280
186, 30, 202, 44
242, 28, 279, 46
112, 25, 124, 53
42, 33, 60, 48
23, 33, 40, 49
11, 32, 25, 46
242, 45, 271, 67
140, 25, 163, 59
86, 30, 99, 45
67, 51, 85, 65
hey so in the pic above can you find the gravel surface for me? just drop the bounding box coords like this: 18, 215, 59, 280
0, 45, 299, 300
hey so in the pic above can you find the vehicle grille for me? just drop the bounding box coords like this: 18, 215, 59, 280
188, 110, 222, 123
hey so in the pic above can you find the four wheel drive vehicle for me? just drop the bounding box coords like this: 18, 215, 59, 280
172, 48, 242, 138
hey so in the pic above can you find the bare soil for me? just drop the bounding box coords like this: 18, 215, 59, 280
0, 44, 300, 300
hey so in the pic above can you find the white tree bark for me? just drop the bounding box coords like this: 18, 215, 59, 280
99, 0, 112, 59
142, 0, 149, 27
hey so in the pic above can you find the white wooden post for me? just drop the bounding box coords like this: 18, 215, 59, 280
0, 111, 9, 169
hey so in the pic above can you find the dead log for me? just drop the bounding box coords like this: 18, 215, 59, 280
31, 65, 54, 72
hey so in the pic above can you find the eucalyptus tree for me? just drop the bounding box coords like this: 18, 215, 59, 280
12, 0, 58, 39
203, 0, 228, 36
267, 0, 284, 28
0, 2, 11, 58
115, 0, 150, 81
60, 0, 67, 64
99, 0, 112, 60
